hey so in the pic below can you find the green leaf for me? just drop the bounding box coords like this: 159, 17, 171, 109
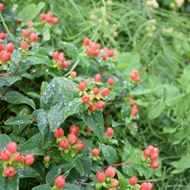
43, 25, 50, 41
171, 154, 190, 174
2, 91, 36, 109
101, 144, 118, 165
81, 111, 105, 140
73, 156, 92, 177
40, 77, 81, 131
17, 2, 45, 21
4, 115, 32, 126
0, 76, 21, 87
17, 167, 40, 178
32, 184, 51, 190
48, 98, 82, 131
64, 183, 83, 190
0, 134, 11, 149
116, 52, 140, 74
35, 109, 54, 148
61, 42, 78, 59
148, 102, 165, 120
18, 133, 46, 155
0, 169, 19, 190
46, 165, 64, 184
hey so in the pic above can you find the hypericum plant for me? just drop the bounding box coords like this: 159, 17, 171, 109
54, 125, 85, 160
0, 141, 35, 179
0, 2, 161, 190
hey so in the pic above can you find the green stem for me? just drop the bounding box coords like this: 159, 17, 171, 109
0, 12, 13, 37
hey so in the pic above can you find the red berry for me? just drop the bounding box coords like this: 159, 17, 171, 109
22, 29, 31, 38
144, 148, 151, 158
96, 101, 105, 109
52, 17, 59, 24
20, 41, 29, 49
4, 166, 15, 178
70, 71, 77, 79
78, 81, 87, 91
101, 53, 108, 60
54, 175, 65, 189
106, 127, 114, 138
107, 77, 115, 86
131, 104, 139, 116
14, 152, 23, 162
27, 20, 34, 28
151, 152, 159, 160
40, 13, 46, 20
69, 124, 79, 136
91, 148, 100, 157
54, 128, 64, 138
129, 176, 138, 186
46, 15, 53, 23
68, 134, 77, 144
140, 182, 153, 190
101, 88, 109, 97
44, 156, 50, 162
83, 38, 91, 46
58, 52, 65, 62
0, 50, 12, 62
81, 95, 90, 104
0, 43, 3, 51
59, 139, 70, 150
93, 87, 99, 95
86, 47, 94, 56
75, 140, 85, 151
52, 51, 59, 60
86, 127, 92, 132
96, 171, 105, 182
5, 43, 14, 53
6, 141, 18, 154
111, 179, 119, 187
95, 43, 102, 49
150, 160, 159, 169
94, 73, 102, 83
24, 154, 35, 166
0, 32, 6, 40
0, 150, 11, 161
130, 69, 140, 83
30, 33, 38, 42
107, 50, 115, 57
105, 166, 116, 178
0, 2, 4, 11
88, 104, 97, 112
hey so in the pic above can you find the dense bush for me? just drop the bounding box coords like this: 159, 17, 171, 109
1, 0, 190, 190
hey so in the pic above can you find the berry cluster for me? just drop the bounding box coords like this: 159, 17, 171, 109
128, 176, 153, 190
96, 166, 119, 190
144, 145, 160, 169
0, 141, 35, 178
20, 29, 38, 50
53, 175, 66, 190
0, 41, 14, 63
78, 74, 114, 112
130, 69, 140, 83
40, 12, 59, 25
52, 51, 69, 69
54, 125, 85, 159
83, 38, 116, 60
